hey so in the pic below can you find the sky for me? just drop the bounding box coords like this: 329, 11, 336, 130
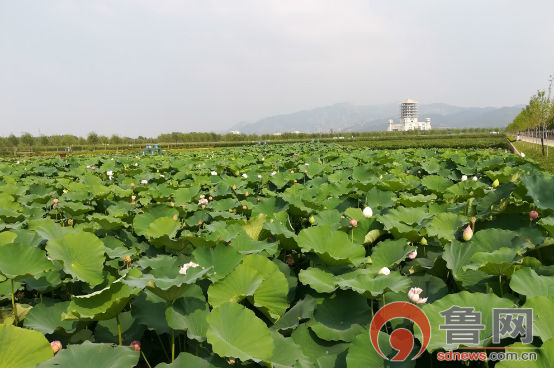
1, 0, 553, 137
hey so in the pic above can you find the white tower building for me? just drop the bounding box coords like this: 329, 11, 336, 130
387, 99, 432, 131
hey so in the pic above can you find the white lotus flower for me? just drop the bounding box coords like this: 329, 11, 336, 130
140, 179, 148, 184
472, 176, 478, 181
271, 171, 277, 176
257, 174, 262, 179
305, 163, 309, 166
179, 261, 199, 275
408, 287, 428, 304
461, 175, 468, 181
159, 174, 165, 178
520, 152, 525, 158
242, 173, 248, 178
362, 206, 373, 218
378, 267, 390, 276
198, 198, 208, 206
211, 171, 217, 176
134, 163, 139, 167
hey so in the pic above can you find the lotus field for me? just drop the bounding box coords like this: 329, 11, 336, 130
1, 143, 553, 368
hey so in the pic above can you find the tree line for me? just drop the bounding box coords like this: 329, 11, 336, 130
0, 128, 502, 149
506, 79, 554, 133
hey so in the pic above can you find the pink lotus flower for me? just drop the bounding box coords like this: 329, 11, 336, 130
408, 250, 417, 259
51, 341, 62, 354
408, 287, 428, 304
350, 219, 358, 227
529, 210, 539, 222
130, 182, 135, 188
140, 179, 148, 185
463, 225, 473, 241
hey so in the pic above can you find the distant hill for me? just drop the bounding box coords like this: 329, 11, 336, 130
230, 103, 523, 134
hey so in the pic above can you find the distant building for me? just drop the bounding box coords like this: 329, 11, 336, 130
387, 99, 432, 131
230, 130, 241, 135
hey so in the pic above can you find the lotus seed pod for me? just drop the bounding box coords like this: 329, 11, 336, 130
492, 179, 499, 188
420, 237, 427, 245
463, 225, 473, 241
529, 210, 539, 222
470, 216, 476, 225
362, 206, 373, 218
309, 216, 316, 224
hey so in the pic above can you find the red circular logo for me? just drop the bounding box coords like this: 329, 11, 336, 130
369, 302, 432, 361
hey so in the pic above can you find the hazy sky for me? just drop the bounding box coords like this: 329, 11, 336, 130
1, 1, 553, 137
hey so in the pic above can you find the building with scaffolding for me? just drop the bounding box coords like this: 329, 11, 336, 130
387, 99, 432, 131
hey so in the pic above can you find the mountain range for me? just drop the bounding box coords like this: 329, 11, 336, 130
229, 102, 523, 134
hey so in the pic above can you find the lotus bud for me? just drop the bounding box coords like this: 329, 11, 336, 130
379, 174, 383, 180
51, 341, 62, 354
362, 206, 373, 218
350, 219, 358, 227
198, 219, 203, 226
242, 205, 247, 210
461, 175, 468, 181
67, 218, 73, 227
309, 216, 316, 225
130, 182, 135, 188
208, 196, 213, 201
232, 184, 237, 190
290, 170, 294, 174
245, 191, 249, 197
408, 287, 428, 304
463, 225, 473, 241
257, 174, 262, 179
130, 341, 140, 351
408, 250, 417, 259
378, 267, 390, 275
472, 176, 478, 181
520, 152, 525, 158
420, 237, 427, 245
293, 179, 297, 183
173, 214, 178, 221
257, 197, 261, 201
492, 179, 499, 188
304, 170, 308, 174
529, 210, 539, 222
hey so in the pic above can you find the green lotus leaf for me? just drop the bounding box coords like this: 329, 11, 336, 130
268, 330, 306, 367
298, 267, 337, 293
0, 231, 17, 245
495, 338, 554, 368
154, 351, 227, 368
165, 285, 209, 341
87, 213, 129, 231
0, 324, 53, 368
346, 331, 393, 368
23, 301, 76, 334
521, 174, 554, 211
242, 214, 266, 240
271, 295, 318, 331
0, 303, 32, 325
206, 302, 274, 362
192, 244, 242, 282
28, 219, 73, 241
523, 296, 554, 343
173, 186, 200, 206
538, 216, 554, 237
133, 206, 178, 237
297, 226, 365, 266
229, 232, 278, 256
379, 206, 430, 226
206, 260, 260, 303
510, 268, 554, 298
46, 231, 106, 287
421, 175, 453, 194
308, 291, 370, 342
336, 269, 412, 296
369, 238, 412, 268
36, 341, 139, 368
414, 291, 515, 352
63, 272, 141, 321
290, 324, 348, 367
0, 243, 52, 279
131, 290, 171, 333
425, 212, 466, 242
